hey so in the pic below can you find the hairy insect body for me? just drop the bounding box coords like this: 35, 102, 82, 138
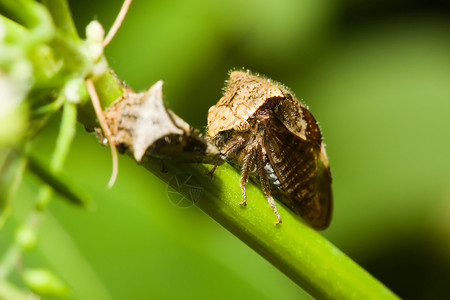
208, 71, 332, 230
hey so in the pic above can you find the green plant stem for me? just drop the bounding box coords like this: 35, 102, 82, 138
26, 149, 91, 209
28, 98, 91, 209
75, 78, 400, 299
0, 0, 54, 49
138, 157, 399, 300
41, 0, 78, 39
0, 245, 21, 281
50, 101, 77, 171
0, 151, 27, 230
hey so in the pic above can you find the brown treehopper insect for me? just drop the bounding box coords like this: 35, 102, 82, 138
207, 71, 332, 229
98, 80, 223, 164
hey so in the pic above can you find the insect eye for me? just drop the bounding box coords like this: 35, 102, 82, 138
233, 119, 250, 132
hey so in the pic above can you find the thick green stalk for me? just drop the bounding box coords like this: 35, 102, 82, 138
127, 156, 398, 300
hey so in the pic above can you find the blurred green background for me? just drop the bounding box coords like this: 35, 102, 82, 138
3, 0, 450, 299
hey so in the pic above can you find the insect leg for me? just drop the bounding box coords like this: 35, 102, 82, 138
256, 144, 282, 225
160, 159, 168, 173
221, 135, 247, 157
206, 165, 217, 178
208, 136, 246, 178
239, 147, 256, 206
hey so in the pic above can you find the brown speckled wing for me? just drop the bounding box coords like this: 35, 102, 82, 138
263, 117, 332, 230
